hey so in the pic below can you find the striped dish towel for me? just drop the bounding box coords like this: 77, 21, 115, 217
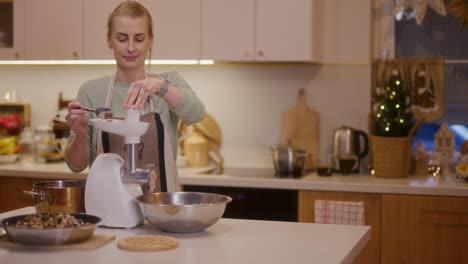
314, 200, 365, 225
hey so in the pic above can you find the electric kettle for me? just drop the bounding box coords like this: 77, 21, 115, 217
332, 126, 369, 172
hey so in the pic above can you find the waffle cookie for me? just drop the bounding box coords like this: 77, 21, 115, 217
117, 235, 179, 252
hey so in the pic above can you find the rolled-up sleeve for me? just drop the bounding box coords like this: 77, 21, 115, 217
164, 71, 205, 125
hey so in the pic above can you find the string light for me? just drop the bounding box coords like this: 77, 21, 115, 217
396, 104, 400, 108
396, 80, 400, 85
385, 127, 390, 131
400, 119, 404, 123
380, 105, 385, 110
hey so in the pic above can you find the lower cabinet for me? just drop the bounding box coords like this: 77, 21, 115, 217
381, 194, 468, 264
299, 191, 468, 264
0, 177, 53, 213
298, 190, 381, 264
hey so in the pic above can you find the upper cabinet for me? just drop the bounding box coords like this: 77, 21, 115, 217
255, 0, 322, 62
0, 0, 25, 59
82, 0, 121, 60
82, 0, 201, 60
142, 0, 201, 60
201, 0, 322, 62
0, 0, 371, 63
24, 0, 82, 60
201, 0, 255, 61
321, 0, 371, 64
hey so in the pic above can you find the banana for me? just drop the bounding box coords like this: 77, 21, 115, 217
0, 142, 15, 155
0, 136, 16, 147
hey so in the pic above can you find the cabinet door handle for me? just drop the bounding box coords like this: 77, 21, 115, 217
257, 50, 264, 56
14, 52, 20, 59
244, 50, 252, 57
72, 51, 79, 58
420, 208, 468, 227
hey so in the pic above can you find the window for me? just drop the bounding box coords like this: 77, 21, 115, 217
394, 1, 468, 150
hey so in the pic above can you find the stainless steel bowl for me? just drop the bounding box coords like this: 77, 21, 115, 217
1, 213, 101, 245
137, 192, 232, 233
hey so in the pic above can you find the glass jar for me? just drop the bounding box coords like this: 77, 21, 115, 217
34, 125, 55, 163
18, 127, 35, 165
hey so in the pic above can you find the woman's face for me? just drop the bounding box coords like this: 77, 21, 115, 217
107, 15, 153, 70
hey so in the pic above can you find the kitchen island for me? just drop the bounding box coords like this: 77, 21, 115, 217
0, 207, 370, 264
1, 162, 467, 264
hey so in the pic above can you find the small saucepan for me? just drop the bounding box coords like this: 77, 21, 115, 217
271, 144, 308, 178
24, 180, 86, 214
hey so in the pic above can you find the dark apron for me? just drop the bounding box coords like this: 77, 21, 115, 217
93, 75, 179, 193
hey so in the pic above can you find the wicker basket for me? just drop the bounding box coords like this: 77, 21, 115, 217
371, 135, 413, 178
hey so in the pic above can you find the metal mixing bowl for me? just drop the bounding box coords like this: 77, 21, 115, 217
137, 192, 232, 233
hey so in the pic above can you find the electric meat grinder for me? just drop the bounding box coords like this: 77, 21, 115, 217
85, 109, 154, 228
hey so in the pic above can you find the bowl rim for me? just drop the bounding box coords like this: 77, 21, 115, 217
136, 191, 232, 207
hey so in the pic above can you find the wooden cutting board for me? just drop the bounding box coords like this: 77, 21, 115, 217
280, 89, 319, 171
0, 234, 115, 250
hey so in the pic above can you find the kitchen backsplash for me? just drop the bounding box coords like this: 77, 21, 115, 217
0, 64, 370, 168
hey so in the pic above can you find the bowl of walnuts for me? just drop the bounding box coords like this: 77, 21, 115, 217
1, 213, 101, 245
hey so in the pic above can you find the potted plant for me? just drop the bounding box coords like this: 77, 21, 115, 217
371, 70, 422, 178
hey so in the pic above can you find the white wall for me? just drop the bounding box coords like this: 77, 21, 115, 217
0, 64, 370, 168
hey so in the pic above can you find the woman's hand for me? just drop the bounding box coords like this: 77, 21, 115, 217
66, 101, 89, 139
122, 77, 165, 109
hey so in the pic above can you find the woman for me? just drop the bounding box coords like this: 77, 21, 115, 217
65, 1, 205, 191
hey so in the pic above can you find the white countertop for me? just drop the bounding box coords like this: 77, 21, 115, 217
1, 162, 468, 197
0, 207, 370, 264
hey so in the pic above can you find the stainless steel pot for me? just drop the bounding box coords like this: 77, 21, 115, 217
271, 144, 307, 177
24, 180, 86, 214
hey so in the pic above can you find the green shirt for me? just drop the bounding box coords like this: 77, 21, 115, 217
66, 71, 205, 172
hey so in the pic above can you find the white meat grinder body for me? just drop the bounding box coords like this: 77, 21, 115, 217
85, 109, 149, 228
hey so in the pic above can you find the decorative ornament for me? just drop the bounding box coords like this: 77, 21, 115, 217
411, 141, 429, 175
394, 0, 447, 25
434, 122, 454, 156
447, 0, 468, 27
461, 140, 468, 156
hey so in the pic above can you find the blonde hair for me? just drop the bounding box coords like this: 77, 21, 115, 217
107, 1, 154, 70
106, 1, 154, 39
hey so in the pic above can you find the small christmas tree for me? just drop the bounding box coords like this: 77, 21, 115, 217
374, 70, 414, 137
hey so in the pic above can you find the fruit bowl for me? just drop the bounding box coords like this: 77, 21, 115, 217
0, 154, 18, 164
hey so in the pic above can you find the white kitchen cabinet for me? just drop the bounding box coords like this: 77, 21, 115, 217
201, 0, 322, 62
23, 0, 82, 60
255, 0, 321, 61
0, 0, 25, 60
83, 0, 200, 60
82, 0, 121, 60
201, 0, 254, 61
321, 0, 371, 63
141, 0, 201, 60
